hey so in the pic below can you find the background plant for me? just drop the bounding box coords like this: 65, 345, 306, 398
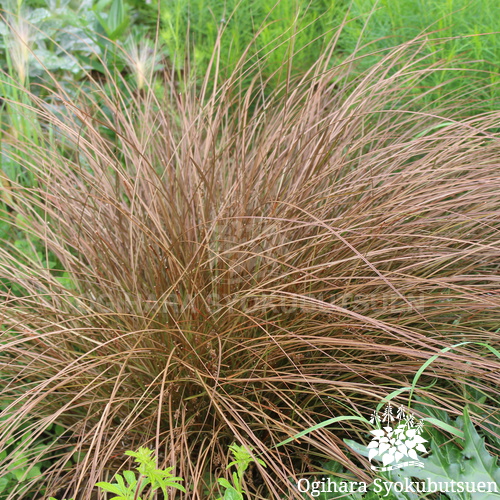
160, 0, 343, 93
0, 401, 68, 500
216, 443, 266, 500
340, 0, 500, 110
95, 446, 185, 500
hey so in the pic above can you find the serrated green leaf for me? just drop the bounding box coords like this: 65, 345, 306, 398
94, 480, 125, 496
346, 405, 500, 500
461, 407, 500, 488
122, 469, 136, 486
223, 485, 244, 500
389, 407, 500, 500
218, 478, 233, 490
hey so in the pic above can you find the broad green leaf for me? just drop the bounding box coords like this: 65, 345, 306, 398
25, 465, 41, 480
461, 407, 500, 489
108, 0, 125, 33
388, 407, 500, 500
108, 17, 130, 40
344, 438, 370, 459
0, 476, 11, 494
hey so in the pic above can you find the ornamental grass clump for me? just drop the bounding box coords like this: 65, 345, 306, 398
0, 28, 500, 499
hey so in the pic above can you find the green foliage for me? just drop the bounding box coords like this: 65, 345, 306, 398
341, 0, 500, 110
0, 0, 100, 81
50, 445, 265, 500
0, 402, 66, 500
160, 0, 342, 91
39, 416, 500, 500
95, 446, 185, 500
0, 212, 72, 297
0, 447, 41, 499
216, 443, 266, 500
401, 407, 499, 499
0, 0, 157, 84
93, 0, 130, 41
158, 0, 500, 106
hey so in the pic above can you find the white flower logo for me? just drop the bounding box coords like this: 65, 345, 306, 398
367, 404, 427, 470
